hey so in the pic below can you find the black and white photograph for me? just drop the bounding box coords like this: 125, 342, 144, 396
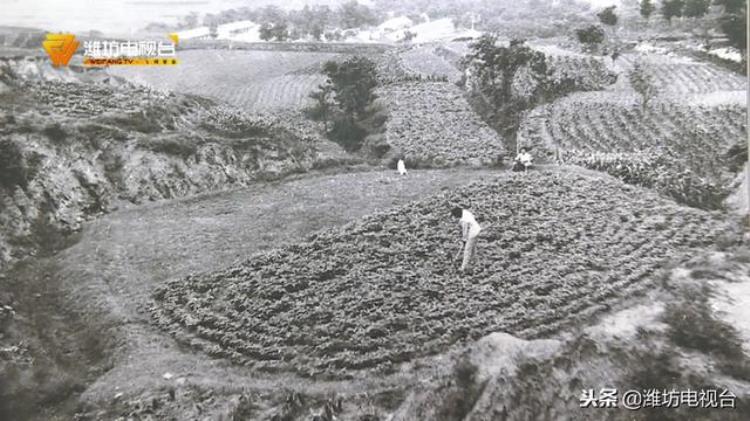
0, 0, 748, 419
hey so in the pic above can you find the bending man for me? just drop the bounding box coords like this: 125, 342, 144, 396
451, 206, 482, 274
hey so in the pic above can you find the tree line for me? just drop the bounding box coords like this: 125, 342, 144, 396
576, 0, 746, 54
154, 1, 381, 42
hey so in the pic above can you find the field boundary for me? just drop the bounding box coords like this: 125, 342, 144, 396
180, 40, 394, 54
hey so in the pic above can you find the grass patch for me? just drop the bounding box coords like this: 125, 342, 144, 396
663, 281, 750, 381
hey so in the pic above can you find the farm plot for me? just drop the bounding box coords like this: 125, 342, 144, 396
108, 49, 340, 111
519, 97, 746, 208
151, 169, 725, 378
613, 53, 747, 96
21, 79, 176, 117
540, 100, 745, 154
377, 81, 503, 166
400, 45, 463, 81
544, 54, 616, 90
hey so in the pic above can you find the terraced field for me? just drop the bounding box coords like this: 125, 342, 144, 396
151, 169, 724, 378
399, 45, 463, 81
377, 81, 503, 166
522, 98, 745, 156
519, 96, 745, 208
108, 49, 341, 111
516, 46, 746, 209
612, 53, 747, 96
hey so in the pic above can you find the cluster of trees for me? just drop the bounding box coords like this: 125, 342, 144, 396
638, 0, 711, 22
306, 57, 387, 152
464, 35, 579, 146
576, 5, 619, 53
576, 1, 746, 55
175, 1, 380, 42
639, 0, 746, 50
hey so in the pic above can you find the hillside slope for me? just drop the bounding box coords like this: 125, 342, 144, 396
517, 50, 747, 209
0, 60, 320, 270
152, 168, 727, 378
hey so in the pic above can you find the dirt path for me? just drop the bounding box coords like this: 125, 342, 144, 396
2, 168, 504, 418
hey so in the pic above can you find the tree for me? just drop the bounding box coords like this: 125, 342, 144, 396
661, 0, 685, 23
683, 0, 710, 17
465, 35, 557, 142
715, 0, 747, 52
628, 61, 658, 111
311, 24, 324, 41
311, 56, 380, 151
337, 0, 378, 29
576, 25, 606, 52
259, 23, 274, 41
640, 0, 656, 19
306, 84, 334, 131
180, 12, 199, 29
597, 6, 619, 26
401, 30, 417, 43
272, 22, 289, 41
323, 57, 378, 117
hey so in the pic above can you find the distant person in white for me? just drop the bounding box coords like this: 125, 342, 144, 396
397, 159, 407, 175
513, 147, 533, 172
451, 207, 481, 273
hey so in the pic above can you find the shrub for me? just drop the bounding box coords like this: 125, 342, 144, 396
100, 149, 125, 186
0, 139, 27, 190
726, 142, 747, 173
138, 136, 200, 160
575, 25, 605, 51
41, 123, 68, 144
102, 108, 164, 134
77, 123, 128, 150
663, 280, 750, 382
561, 150, 730, 210
435, 358, 484, 421
329, 117, 368, 152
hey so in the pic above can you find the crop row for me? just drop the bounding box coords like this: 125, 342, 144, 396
617, 53, 747, 95
399, 45, 463, 82
24, 79, 176, 117
376, 81, 504, 166
151, 170, 726, 378
519, 98, 745, 208
109, 49, 341, 112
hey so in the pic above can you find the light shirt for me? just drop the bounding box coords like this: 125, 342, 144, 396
397, 159, 407, 175
516, 152, 533, 165
460, 209, 481, 240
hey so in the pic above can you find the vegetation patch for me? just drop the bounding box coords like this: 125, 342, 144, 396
151, 170, 723, 377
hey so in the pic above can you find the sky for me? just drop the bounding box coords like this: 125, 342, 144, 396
0, 0, 617, 36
